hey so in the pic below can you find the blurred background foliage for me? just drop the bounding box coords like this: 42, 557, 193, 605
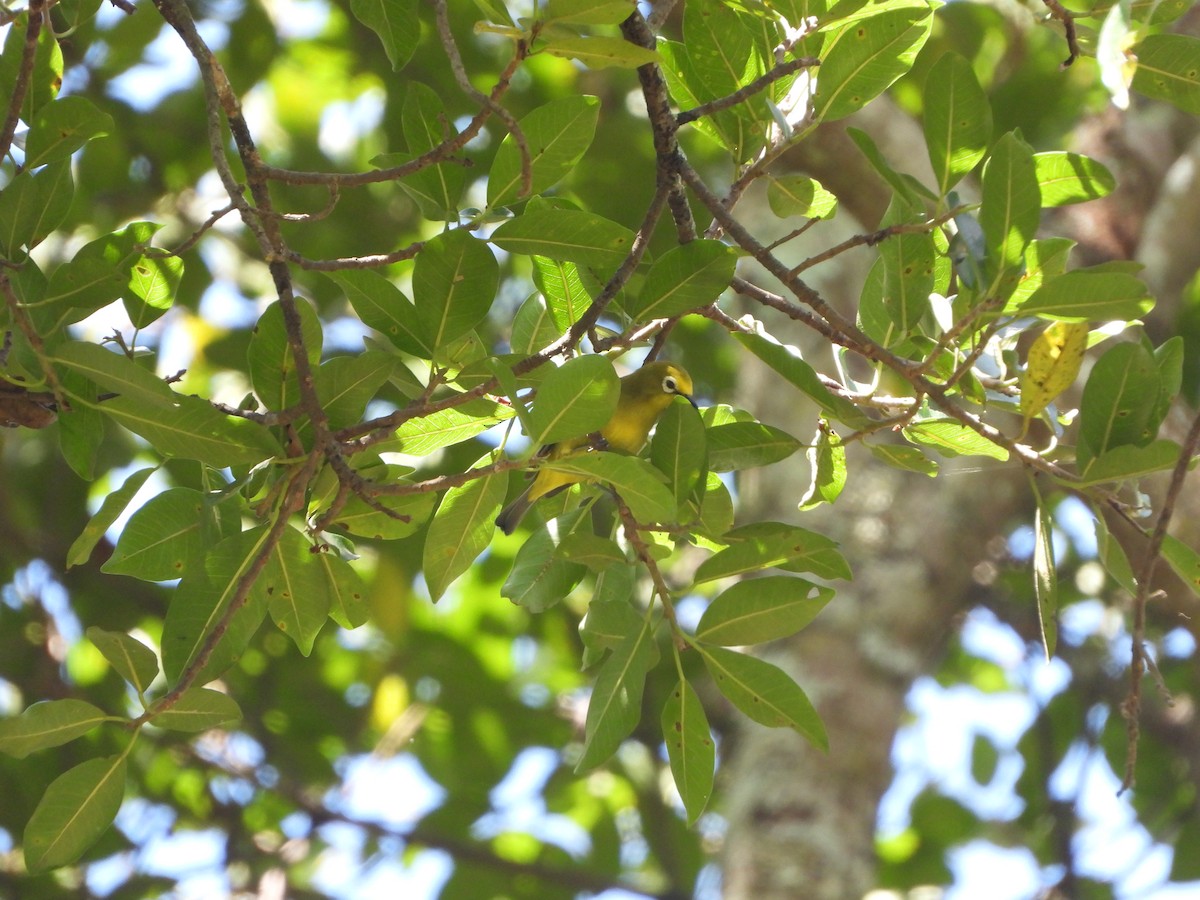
2, 0, 1199, 898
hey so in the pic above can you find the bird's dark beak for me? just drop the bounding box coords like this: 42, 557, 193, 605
683, 393, 699, 409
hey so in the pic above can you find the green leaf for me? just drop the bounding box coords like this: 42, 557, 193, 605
766, 175, 838, 219
1161, 534, 1200, 598
543, 0, 636, 25
1016, 270, 1154, 322
658, 38, 756, 157
1076, 440, 1182, 487
488, 96, 601, 208
1032, 485, 1057, 660
800, 423, 847, 508
1078, 342, 1160, 462
903, 418, 1009, 460
412, 229, 499, 348
248, 299, 322, 412
328, 477, 437, 541
695, 522, 851, 582
40, 256, 126, 325
1131, 34, 1200, 114
97, 393, 282, 468
735, 329, 870, 428
51, 342, 167, 405
149, 688, 242, 732
923, 52, 991, 195
650, 401, 708, 508
866, 442, 938, 476
125, 253, 184, 328
262, 527, 330, 655
24, 95, 113, 169
102, 487, 207, 580
161, 527, 276, 685
66, 465, 157, 568
314, 352, 397, 430
878, 195, 935, 333
86, 628, 159, 696
661, 678, 715, 824
541, 34, 659, 69
554, 533, 627, 571
424, 468, 506, 602
328, 269, 430, 357
696, 576, 834, 645
980, 130, 1040, 277
0, 19, 63, 122
397, 83, 466, 220
848, 126, 938, 207
545, 452, 677, 523
512, 294, 563, 354
528, 355, 620, 445
388, 399, 515, 456
1092, 507, 1138, 594
1033, 152, 1116, 206
491, 208, 636, 268
349, 0, 419, 70
0, 700, 109, 759
533, 256, 591, 330
24, 755, 126, 873
580, 596, 641, 666
706, 422, 801, 472
318, 551, 369, 629
1005, 237, 1076, 312
502, 510, 589, 611
0, 160, 73, 258
576, 620, 658, 771
699, 645, 827, 749
814, 3, 933, 122
628, 240, 738, 321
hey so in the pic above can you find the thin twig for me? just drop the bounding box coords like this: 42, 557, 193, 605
286, 241, 424, 271
1041, 0, 1080, 68
1120, 407, 1200, 792
0, 0, 46, 166
677, 56, 819, 125
432, 0, 532, 200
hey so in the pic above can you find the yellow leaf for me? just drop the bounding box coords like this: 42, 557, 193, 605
1020, 321, 1089, 426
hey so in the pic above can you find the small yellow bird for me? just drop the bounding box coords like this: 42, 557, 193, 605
495, 361, 697, 535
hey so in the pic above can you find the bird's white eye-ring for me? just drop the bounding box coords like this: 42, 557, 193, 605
663, 375, 677, 394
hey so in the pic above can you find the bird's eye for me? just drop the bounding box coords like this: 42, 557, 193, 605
663, 376, 677, 394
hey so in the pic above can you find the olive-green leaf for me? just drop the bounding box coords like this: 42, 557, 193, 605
1016, 270, 1153, 322
923, 52, 991, 195
24, 96, 113, 169
706, 421, 801, 472
66, 465, 157, 568
488, 96, 601, 207
86, 628, 160, 696
102, 487, 207, 581
0, 700, 109, 759
491, 208, 636, 268
577, 620, 658, 771
629, 240, 738, 321
661, 678, 715, 824
24, 754, 127, 873
1033, 152, 1116, 206
0, 160, 73, 257
903, 418, 1009, 461
545, 452, 677, 524
328, 269, 430, 357
149, 688, 242, 733
1131, 34, 1200, 114
698, 576, 834, 645
650, 401, 707, 508
699, 645, 827, 749
349, 0, 419, 70
424, 468, 506, 602
412, 229, 499, 348
695, 522, 851, 582
528, 355, 620, 446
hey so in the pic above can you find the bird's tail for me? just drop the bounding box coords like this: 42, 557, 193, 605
495, 484, 534, 535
